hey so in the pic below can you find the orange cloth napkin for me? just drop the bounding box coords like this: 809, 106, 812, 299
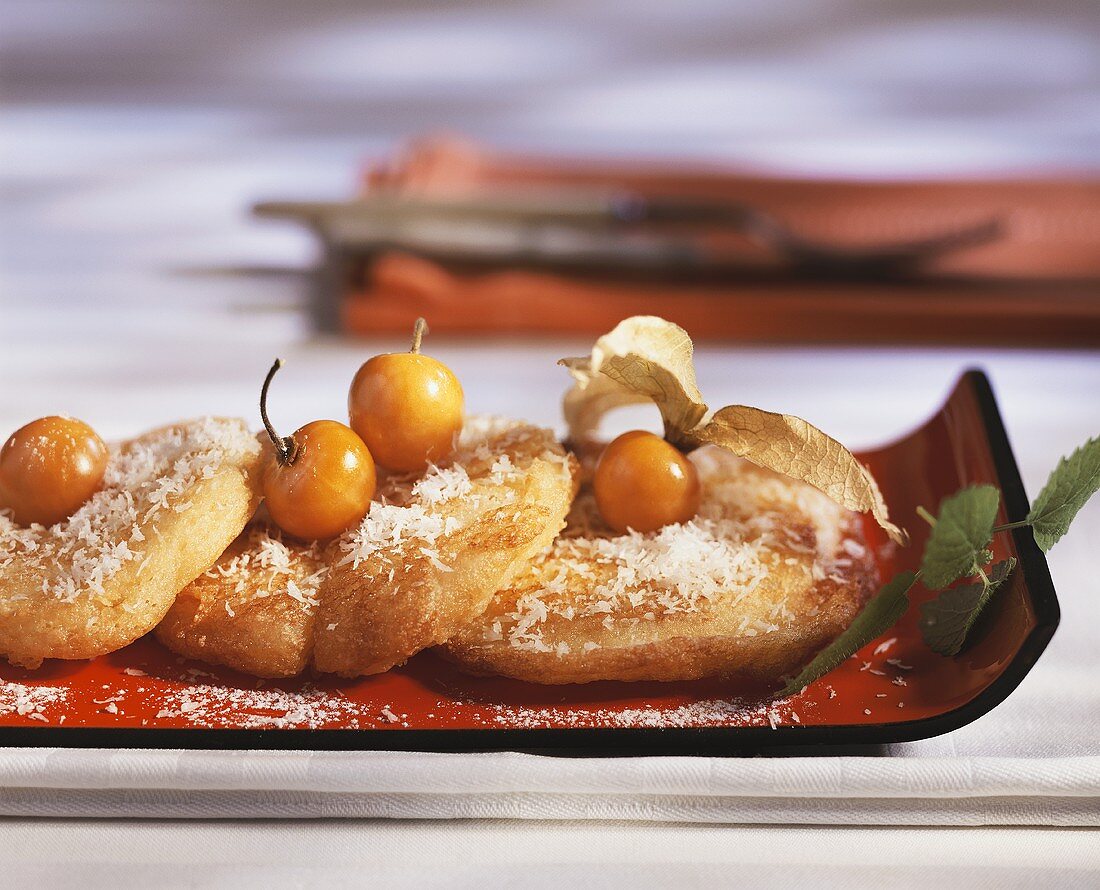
342, 137, 1100, 345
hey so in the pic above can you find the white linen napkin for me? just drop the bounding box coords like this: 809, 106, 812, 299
1, 748, 1097, 825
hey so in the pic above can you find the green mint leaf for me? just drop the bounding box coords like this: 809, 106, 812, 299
1026, 436, 1100, 552
783, 571, 915, 695
919, 558, 1016, 656
919, 485, 1000, 589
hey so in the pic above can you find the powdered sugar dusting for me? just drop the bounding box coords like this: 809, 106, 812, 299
0, 635, 917, 730
0, 679, 69, 722
151, 682, 367, 729
0, 670, 804, 730
476, 696, 798, 730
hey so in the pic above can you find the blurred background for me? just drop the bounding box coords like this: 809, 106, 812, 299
1, 0, 1098, 444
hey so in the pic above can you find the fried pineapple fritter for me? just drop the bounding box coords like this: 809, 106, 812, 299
154, 522, 327, 678
443, 446, 878, 685
0, 418, 261, 669
312, 417, 577, 677
153, 418, 578, 679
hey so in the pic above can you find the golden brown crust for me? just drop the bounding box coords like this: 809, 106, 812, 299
443, 447, 878, 685
150, 418, 577, 680
154, 522, 327, 678
312, 419, 577, 677
0, 419, 262, 669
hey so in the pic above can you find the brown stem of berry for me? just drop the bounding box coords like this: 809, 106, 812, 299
260, 358, 299, 466
410, 317, 428, 354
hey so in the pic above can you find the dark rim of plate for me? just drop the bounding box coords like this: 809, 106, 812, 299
0, 370, 1060, 755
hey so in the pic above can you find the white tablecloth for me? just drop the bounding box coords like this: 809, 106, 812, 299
1, 820, 1095, 889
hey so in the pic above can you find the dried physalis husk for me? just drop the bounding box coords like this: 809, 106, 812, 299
561, 315, 706, 442
559, 316, 908, 546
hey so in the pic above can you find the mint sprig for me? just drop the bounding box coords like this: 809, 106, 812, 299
785, 434, 1098, 695
1027, 436, 1100, 552
919, 557, 1016, 656
782, 572, 915, 696
918, 485, 999, 589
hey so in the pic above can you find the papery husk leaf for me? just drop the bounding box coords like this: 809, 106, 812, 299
559, 315, 905, 546
688, 405, 908, 545
560, 356, 655, 444
559, 316, 706, 441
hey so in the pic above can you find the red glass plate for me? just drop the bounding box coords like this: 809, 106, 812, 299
0, 370, 1058, 753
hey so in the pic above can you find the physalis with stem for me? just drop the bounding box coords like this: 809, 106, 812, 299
260, 359, 376, 541
348, 318, 464, 473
